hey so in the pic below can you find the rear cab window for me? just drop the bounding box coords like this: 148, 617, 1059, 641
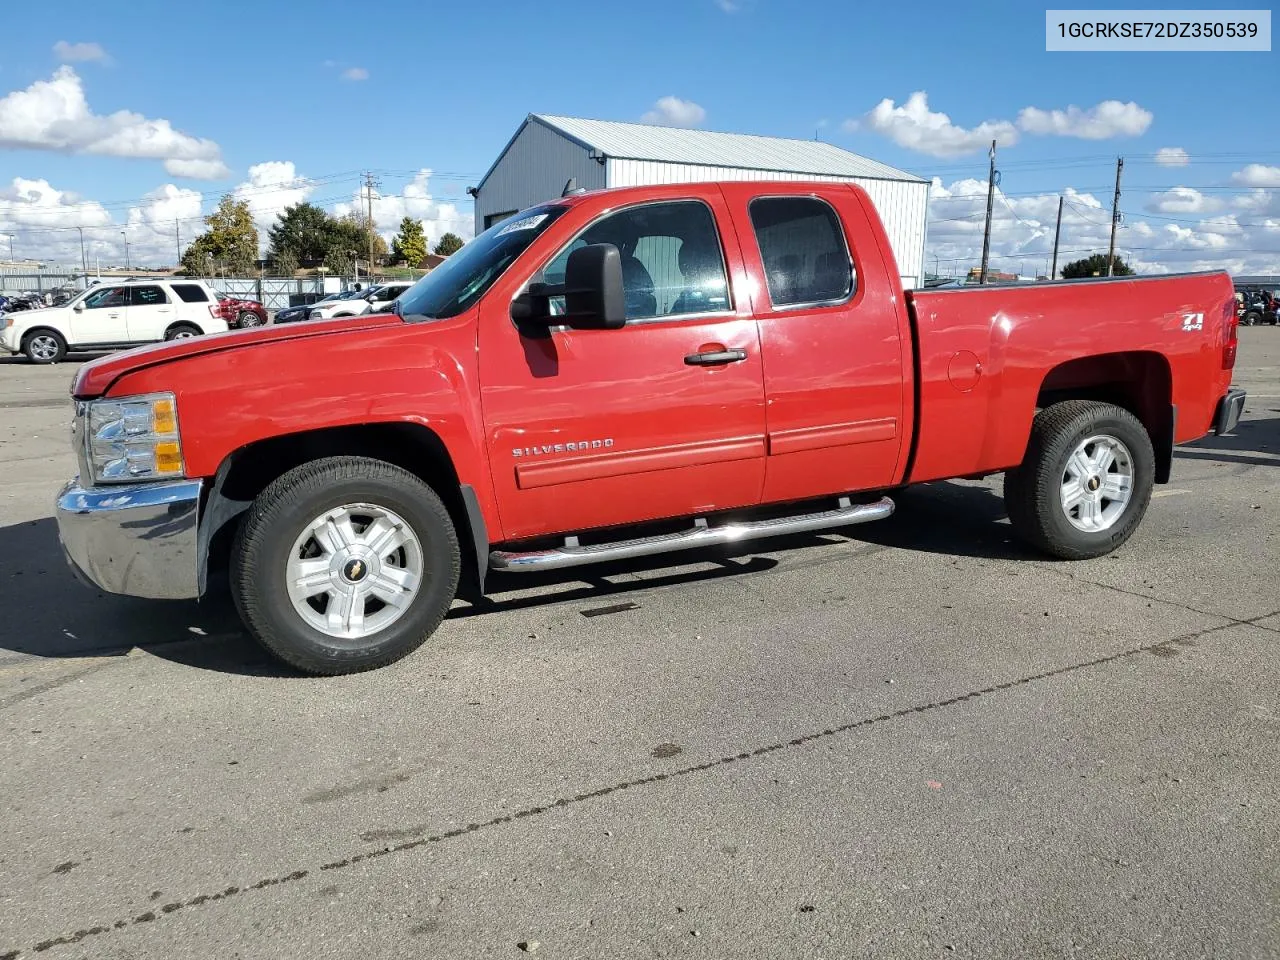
749, 196, 855, 309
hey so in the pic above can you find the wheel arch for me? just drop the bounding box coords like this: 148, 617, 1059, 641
198, 421, 488, 598
1034, 350, 1175, 483
20, 325, 67, 345
164, 320, 202, 337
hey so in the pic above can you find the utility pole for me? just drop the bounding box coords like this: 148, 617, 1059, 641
120, 231, 131, 271
76, 227, 88, 277
1050, 195, 1064, 280
1106, 156, 1124, 276
175, 222, 182, 266
979, 140, 998, 285
363, 171, 380, 280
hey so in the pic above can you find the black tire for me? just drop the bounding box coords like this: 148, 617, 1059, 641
1004, 400, 1155, 560
1242, 311, 1261, 327
237, 310, 264, 328
231, 456, 460, 675
22, 328, 67, 364
164, 323, 202, 341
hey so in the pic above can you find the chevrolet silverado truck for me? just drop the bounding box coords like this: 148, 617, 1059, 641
55, 181, 1246, 674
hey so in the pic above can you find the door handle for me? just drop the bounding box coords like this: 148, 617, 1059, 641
685, 348, 747, 366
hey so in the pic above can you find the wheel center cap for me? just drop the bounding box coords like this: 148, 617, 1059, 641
342, 558, 369, 583
1087, 475, 1101, 492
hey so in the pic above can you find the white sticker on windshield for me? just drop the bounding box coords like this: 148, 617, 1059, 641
495, 213, 548, 237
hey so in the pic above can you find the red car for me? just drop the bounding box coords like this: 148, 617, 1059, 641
57, 180, 1243, 675
216, 294, 268, 328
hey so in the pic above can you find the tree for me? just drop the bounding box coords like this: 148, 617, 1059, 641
180, 195, 258, 276
325, 248, 355, 279
272, 248, 299, 277
392, 217, 427, 266
1061, 253, 1134, 279
335, 211, 388, 264
268, 202, 335, 263
433, 232, 464, 257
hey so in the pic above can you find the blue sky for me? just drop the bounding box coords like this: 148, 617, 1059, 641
1, 0, 1277, 274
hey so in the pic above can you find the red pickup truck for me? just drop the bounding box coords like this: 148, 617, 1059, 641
56, 181, 1245, 675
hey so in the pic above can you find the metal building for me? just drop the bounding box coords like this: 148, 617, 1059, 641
473, 114, 931, 287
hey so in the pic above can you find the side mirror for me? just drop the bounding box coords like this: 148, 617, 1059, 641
73, 302, 85, 313
511, 243, 626, 330
564, 244, 626, 329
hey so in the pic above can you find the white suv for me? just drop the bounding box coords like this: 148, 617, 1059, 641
0, 278, 230, 364
308, 282, 414, 321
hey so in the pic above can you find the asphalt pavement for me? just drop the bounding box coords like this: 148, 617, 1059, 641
0, 332, 1276, 959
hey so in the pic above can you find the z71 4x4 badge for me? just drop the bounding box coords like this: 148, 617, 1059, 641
513, 439, 614, 457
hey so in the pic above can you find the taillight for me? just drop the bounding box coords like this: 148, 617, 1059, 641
209, 304, 221, 319
1222, 298, 1239, 370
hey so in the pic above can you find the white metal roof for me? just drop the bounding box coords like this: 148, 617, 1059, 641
524, 114, 926, 184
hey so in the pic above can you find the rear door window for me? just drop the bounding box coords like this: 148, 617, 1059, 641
129, 285, 169, 306
749, 197, 855, 309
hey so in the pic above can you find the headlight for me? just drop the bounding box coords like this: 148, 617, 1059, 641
83, 392, 184, 483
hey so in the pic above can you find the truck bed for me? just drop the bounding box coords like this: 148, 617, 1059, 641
903, 271, 1236, 484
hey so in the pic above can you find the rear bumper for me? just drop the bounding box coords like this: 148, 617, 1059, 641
1213, 387, 1246, 436
55, 477, 203, 600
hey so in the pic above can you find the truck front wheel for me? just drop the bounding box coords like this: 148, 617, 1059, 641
1004, 401, 1155, 560
231, 456, 461, 674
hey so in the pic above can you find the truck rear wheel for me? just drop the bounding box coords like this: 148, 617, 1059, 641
1004, 400, 1155, 560
231, 456, 460, 675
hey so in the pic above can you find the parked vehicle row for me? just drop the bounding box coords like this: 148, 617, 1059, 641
1, 278, 229, 363
54, 180, 1243, 675
273, 282, 414, 325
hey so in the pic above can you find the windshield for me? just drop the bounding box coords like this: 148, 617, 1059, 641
396, 205, 568, 321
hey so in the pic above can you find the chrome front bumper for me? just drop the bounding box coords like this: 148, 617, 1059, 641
55, 477, 203, 600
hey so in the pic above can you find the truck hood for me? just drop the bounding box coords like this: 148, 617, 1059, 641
72, 312, 402, 399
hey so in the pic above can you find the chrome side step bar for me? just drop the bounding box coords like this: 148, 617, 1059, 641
489, 496, 894, 573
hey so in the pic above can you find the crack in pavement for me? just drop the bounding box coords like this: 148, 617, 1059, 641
7, 609, 1275, 957
1037, 566, 1280, 636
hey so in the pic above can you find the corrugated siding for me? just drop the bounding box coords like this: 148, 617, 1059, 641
538, 115, 926, 182
474, 122, 606, 235
608, 160, 929, 288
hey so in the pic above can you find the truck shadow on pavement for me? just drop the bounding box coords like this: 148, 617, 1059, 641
0, 480, 1031, 675
1176, 414, 1278, 469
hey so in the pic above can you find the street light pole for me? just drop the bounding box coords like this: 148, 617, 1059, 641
76, 227, 88, 277
120, 231, 131, 271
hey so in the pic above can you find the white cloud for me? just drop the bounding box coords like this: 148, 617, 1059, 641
341, 67, 369, 81
641, 96, 706, 128
1154, 147, 1189, 167
0, 67, 227, 174
856, 92, 1018, 158
232, 161, 315, 250
53, 41, 109, 64
925, 176, 1280, 280
164, 158, 232, 180
1234, 189, 1280, 217
332, 169, 473, 250
1017, 100, 1152, 139
715, 0, 739, 10
1231, 164, 1280, 188
1146, 187, 1222, 215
